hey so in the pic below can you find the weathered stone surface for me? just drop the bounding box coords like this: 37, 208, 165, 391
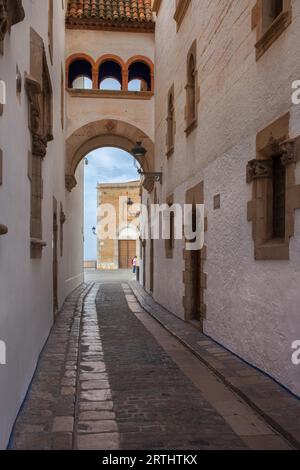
80, 390, 112, 402
79, 411, 116, 421
77, 433, 119, 450
11, 279, 296, 451
78, 420, 118, 434
52, 417, 74, 433
81, 380, 110, 390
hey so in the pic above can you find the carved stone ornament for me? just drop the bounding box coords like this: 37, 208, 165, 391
280, 138, 300, 167
0, 1, 25, 50
268, 134, 281, 155
25, 75, 48, 158
0, 0, 8, 42
105, 120, 115, 133
246, 159, 273, 183
142, 175, 155, 193
65, 174, 77, 192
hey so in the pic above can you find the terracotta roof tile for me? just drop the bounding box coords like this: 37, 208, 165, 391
66, 0, 154, 30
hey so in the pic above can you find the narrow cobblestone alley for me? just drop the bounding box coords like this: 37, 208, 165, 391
10, 273, 293, 450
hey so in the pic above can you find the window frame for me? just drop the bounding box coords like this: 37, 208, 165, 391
247, 113, 300, 260
174, 0, 191, 31
252, 0, 292, 60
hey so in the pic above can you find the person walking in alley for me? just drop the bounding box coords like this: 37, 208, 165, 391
132, 256, 137, 274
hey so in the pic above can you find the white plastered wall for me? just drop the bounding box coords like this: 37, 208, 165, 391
0, 0, 83, 448
152, 0, 300, 396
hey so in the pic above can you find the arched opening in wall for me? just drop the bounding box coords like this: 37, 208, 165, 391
99, 61, 122, 90
128, 79, 148, 92
66, 120, 155, 284
128, 61, 151, 91
68, 59, 93, 89
83, 147, 141, 275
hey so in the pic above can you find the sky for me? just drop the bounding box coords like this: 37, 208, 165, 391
84, 147, 139, 261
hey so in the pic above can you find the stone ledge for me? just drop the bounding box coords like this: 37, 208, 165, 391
129, 280, 300, 450
67, 89, 154, 100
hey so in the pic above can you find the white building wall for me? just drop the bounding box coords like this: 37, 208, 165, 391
0, 1, 83, 448
153, 0, 300, 396
66, 29, 154, 65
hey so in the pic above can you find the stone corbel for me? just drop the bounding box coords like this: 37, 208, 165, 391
65, 174, 77, 192
142, 175, 155, 193
280, 137, 300, 167
246, 159, 273, 183
0, 223, 8, 235
25, 74, 48, 158
30, 238, 47, 259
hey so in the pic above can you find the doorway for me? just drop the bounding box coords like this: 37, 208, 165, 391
183, 182, 206, 330
53, 198, 58, 319
190, 237, 201, 322
118, 240, 136, 269
150, 238, 154, 293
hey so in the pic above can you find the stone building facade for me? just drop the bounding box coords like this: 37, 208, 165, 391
146, 0, 300, 397
97, 180, 140, 270
0, 0, 85, 448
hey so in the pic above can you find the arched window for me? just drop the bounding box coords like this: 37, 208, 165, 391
166, 84, 175, 156
68, 59, 93, 89
187, 54, 196, 120
128, 61, 151, 91
128, 79, 149, 92
99, 60, 122, 90
185, 41, 198, 135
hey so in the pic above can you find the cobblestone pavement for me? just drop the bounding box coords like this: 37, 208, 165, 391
130, 281, 300, 449
10, 277, 292, 450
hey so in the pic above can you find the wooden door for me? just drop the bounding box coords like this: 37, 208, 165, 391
191, 248, 201, 321
119, 240, 136, 269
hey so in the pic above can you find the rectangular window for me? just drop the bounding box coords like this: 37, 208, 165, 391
174, 0, 191, 30
246, 113, 300, 261
262, 0, 283, 33
272, 154, 286, 239
253, 0, 292, 60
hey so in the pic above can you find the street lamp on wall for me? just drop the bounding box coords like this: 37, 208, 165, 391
131, 142, 162, 184
127, 197, 134, 206
131, 141, 147, 159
